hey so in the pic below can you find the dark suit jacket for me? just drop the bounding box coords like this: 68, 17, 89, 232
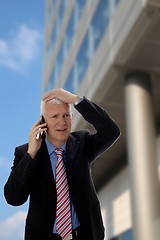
4, 98, 120, 240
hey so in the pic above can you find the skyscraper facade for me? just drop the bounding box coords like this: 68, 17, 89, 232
43, 0, 120, 94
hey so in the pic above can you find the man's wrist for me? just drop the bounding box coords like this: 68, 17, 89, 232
73, 96, 83, 106
27, 151, 36, 160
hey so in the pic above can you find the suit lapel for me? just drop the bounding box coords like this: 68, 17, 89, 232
66, 134, 80, 174
36, 139, 55, 184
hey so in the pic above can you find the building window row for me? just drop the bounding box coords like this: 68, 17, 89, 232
64, 0, 120, 92
47, 0, 120, 92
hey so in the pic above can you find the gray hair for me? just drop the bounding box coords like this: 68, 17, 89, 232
40, 98, 72, 115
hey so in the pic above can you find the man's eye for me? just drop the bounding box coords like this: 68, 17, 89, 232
64, 114, 70, 117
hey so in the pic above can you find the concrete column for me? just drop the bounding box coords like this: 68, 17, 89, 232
125, 72, 160, 240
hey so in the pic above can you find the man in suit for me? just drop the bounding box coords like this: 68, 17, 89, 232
4, 88, 120, 240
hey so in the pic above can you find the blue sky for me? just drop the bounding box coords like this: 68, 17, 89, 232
0, 1, 45, 239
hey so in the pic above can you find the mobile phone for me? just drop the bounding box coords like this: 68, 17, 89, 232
41, 115, 46, 139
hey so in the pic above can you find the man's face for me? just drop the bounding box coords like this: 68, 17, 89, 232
44, 102, 72, 148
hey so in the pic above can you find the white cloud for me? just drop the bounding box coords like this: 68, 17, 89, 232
0, 24, 42, 72
0, 211, 27, 240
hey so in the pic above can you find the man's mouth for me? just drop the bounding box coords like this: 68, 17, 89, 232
56, 129, 67, 132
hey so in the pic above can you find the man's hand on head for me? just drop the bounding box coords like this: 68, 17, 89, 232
42, 88, 79, 105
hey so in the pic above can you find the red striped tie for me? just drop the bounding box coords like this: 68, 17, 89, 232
55, 148, 72, 239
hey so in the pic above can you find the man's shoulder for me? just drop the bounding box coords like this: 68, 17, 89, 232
70, 130, 90, 140
15, 143, 28, 154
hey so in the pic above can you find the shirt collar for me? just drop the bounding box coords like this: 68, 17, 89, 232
45, 138, 66, 156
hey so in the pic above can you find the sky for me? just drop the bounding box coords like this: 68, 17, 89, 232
0, 1, 45, 239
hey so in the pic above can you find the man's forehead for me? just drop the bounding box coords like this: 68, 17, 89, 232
45, 102, 71, 112
46, 101, 68, 106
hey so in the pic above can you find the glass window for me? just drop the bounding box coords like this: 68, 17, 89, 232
63, 8, 75, 60
49, 0, 57, 17
50, 25, 57, 51
74, 0, 86, 29
55, 61, 60, 84
63, 1, 87, 61
110, 229, 133, 240
64, 67, 74, 93
47, 68, 56, 91
64, 61, 80, 93
49, 0, 68, 55
48, 62, 59, 90
57, 43, 64, 76
57, 0, 67, 29
115, 0, 120, 6
46, 41, 52, 59
87, 26, 94, 60
76, 0, 86, 19
110, 0, 121, 17
123, 230, 133, 240
73, 61, 79, 92
58, 0, 66, 21
90, 0, 110, 52
51, 0, 56, 5
75, 33, 89, 85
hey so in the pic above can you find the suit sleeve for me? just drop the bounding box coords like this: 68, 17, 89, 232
4, 146, 37, 206
74, 97, 120, 161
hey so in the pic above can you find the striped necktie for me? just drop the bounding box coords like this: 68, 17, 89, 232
55, 148, 72, 239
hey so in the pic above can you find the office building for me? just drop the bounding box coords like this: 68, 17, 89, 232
42, 0, 160, 239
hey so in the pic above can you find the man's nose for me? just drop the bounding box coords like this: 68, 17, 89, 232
58, 116, 66, 124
